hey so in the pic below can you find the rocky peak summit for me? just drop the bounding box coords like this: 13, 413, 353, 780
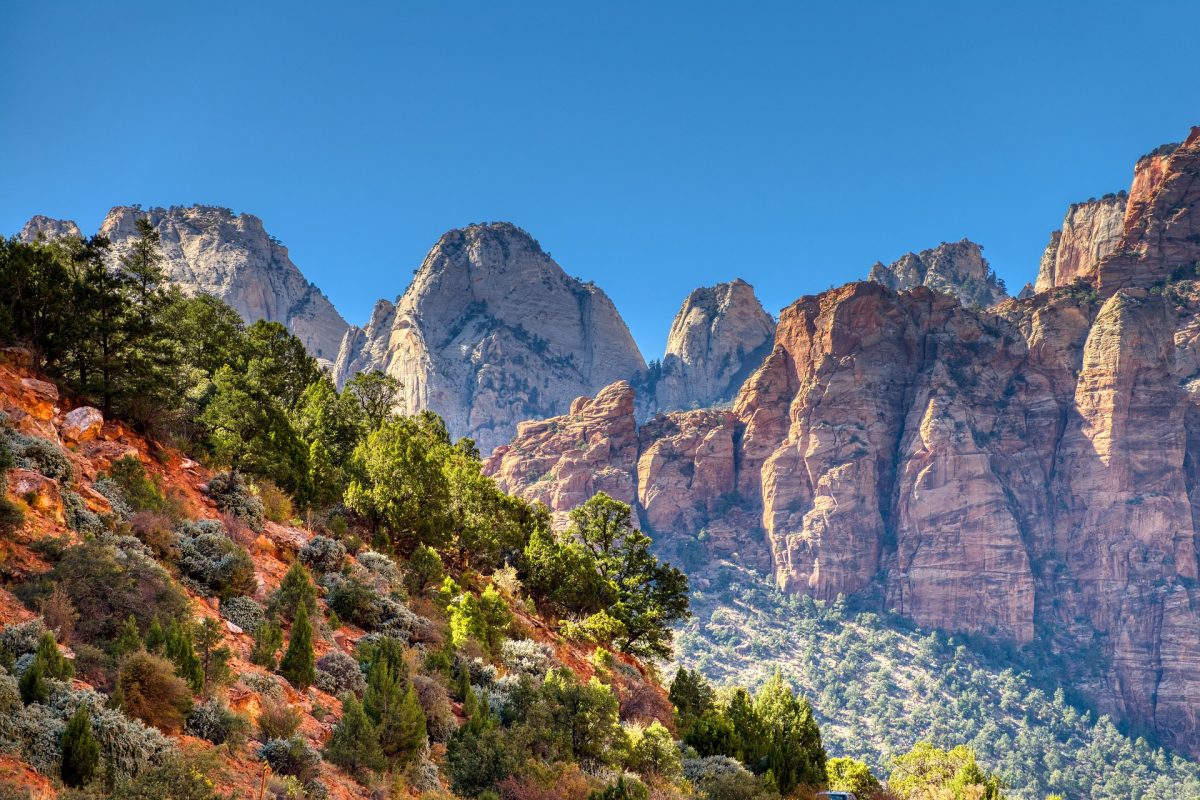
97, 205, 349, 365
334, 222, 646, 452
869, 239, 1008, 308
643, 279, 775, 416
17, 215, 82, 243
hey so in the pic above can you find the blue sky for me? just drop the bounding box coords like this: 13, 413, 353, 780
2, 1, 1198, 358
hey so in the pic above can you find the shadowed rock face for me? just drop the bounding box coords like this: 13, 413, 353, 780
487, 127, 1200, 758
869, 239, 1008, 308
640, 279, 776, 418
334, 222, 646, 453
98, 206, 349, 366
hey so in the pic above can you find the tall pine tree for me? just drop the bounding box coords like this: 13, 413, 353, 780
279, 602, 315, 690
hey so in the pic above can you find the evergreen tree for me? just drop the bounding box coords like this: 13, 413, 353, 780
144, 618, 166, 654
34, 632, 74, 680
114, 615, 143, 658
378, 683, 427, 766
363, 659, 404, 726
279, 602, 315, 690
325, 695, 385, 780
250, 617, 284, 670
164, 621, 203, 692
754, 670, 826, 793
60, 706, 100, 787
269, 561, 317, 621
344, 370, 403, 430
18, 660, 47, 705
195, 617, 232, 691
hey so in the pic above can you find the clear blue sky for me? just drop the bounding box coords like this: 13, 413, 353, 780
3, 1, 1198, 358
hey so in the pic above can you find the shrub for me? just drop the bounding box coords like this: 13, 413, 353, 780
107, 754, 222, 800
299, 535, 345, 574
176, 519, 257, 599
92, 478, 132, 520
40, 585, 79, 643
357, 550, 403, 591
104, 456, 165, 513
128, 511, 178, 559
206, 472, 265, 531
0, 619, 45, 664
7, 433, 72, 481
626, 721, 681, 779
405, 544, 443, 594
500, 639, 554, 679
269, 561, 317, 621
257, 697, 302, 741
256, 479, 295, 524
325, 574, 382, 628
220, 595, 266, 634
316, 650, 365, 697
259, 736, 321, 782
62, 490, 104, 536
116, 651, 193, 733
588, 776, 649, 800
186, 698, 249, 746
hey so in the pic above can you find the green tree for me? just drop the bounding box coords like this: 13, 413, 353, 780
378, 683, 427, 766
164, 620, 203, 692
325, 695, 385, 779
827, 756, 881, 797
344, 370, 403, 430
195, 617, 232, 691
269, 561, 317, 621
669, 667, 715, 733
18, 660, 47, 705
34, 632, 74, 681
114, 615, 143, 658
754, 670, 825, 793
889, 742, 1005, 800
60, 706, 100, 787
345, 414, 453, 552
251, 617, 284, 671
406, 543, 444, 594
279, 602, 316, 690
530, 668, 622, 764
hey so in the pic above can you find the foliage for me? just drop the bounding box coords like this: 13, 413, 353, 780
60, 708, 101, 789
103, 455, 166, 513
889, 742, 1005, 800
220, 595, 266, 634
324, 695, 385, 779
259, 736, 322, 783
116, 651, 193, 733
256, 478, 295, 523
827, 756, 882, 797
195, 617, 233, 691
176, 518, 257, 598
299, 535, 346, 574
62, 490, 105, 536
205, 471, 265, 530
185, 698, 249, 745
626, 720, 681, 778
500, 639, 555, 679
450, 585, 512, 654
279, 602, 316, 690
588, 776, 649, 800
164, 620, 203, 692
269, 561, 318, 621
526, 667, 622, 765
251, 618, 285, 671
316, 649, 365, 697
406, 543, 444, 594
257, 697, 302, 741
5, 431, 73, 481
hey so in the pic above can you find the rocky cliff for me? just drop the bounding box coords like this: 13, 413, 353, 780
1034, 193, 1128, 291
98, 206, 349, 365
868, 239, 1008, 308
639, 279, 775, 417
17, 216, 82, 243
488, 127, 1200, 758
334, 222, 647, 453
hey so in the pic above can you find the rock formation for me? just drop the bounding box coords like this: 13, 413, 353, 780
868, 239, 1008, 308
1034, 193, 1128, 290
488, 127, 1200, 758
640, 279, 775, 417
334, 222, 646, 453
17, 216, 82, 243
97, 206, 349, 366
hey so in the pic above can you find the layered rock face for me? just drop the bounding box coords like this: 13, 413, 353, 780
98, 206, 349, 365
488, 127, 1200, 757
334, 222, 646, 453
1034, 193, 1128, 291
868, 239, 1008, 308
642, 279, 775, 417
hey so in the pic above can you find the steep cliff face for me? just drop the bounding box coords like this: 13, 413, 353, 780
868, 239, 1008, 308
334, 223, 646, 453
98, 206, 349, 365
641, 279, 775, 417
486, 127, 1200, 757
1034, 193, 1128, 290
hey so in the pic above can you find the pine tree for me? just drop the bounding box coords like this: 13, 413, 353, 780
269, 561, 317, 621
60, 706, 100, 788
34, 632, 74, 680
195, 617, 232, 691
325, 695, 385, 780
363, 659, 404, 725
251, 617, 284, 670
377, 683, 427, 766
114, 615, 143, 658
279, 602, 315, 690
19, 660, 47, 705
164, 621, 203, 692
144, 618, 165, 653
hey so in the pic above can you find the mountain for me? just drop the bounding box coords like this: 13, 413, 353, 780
868, 238, 1008, 308
99, 206, 350, 365
487, 126, 1200, 760
333, 222, 647, 453
1034, 193, 1128, 291
639, 279, 776, 417
16, 206, 350, 366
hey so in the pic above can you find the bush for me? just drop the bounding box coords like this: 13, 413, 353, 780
186, 698, 249, 746
62, 490, 104, 536
500, 639, 555, 679
316, 649, 365, 697
413, 674, 455, 742
176, 519, 257, 598
92, 478, 132, 520
357, 550, 403, 591
325, 574, 382, 628
257, 697, 302, 740
324, 696, 384, 780
104, 456, 165, 513
128, 511, 178, 559
256, 479, 294, 524
269, 561, 317, 621
405, 544, 443, 594
299, 535, 345, 574
116, 651, 193, 733
220, 595, 266, 634
107, 754, 222, 800
206, 471, 265, 531
259, 736, 321, 782
6, 432, 72, 481
251, 618, 284, 670
0, 619, 46, 664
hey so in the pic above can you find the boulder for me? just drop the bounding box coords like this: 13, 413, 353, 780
60, 406, 104, 443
